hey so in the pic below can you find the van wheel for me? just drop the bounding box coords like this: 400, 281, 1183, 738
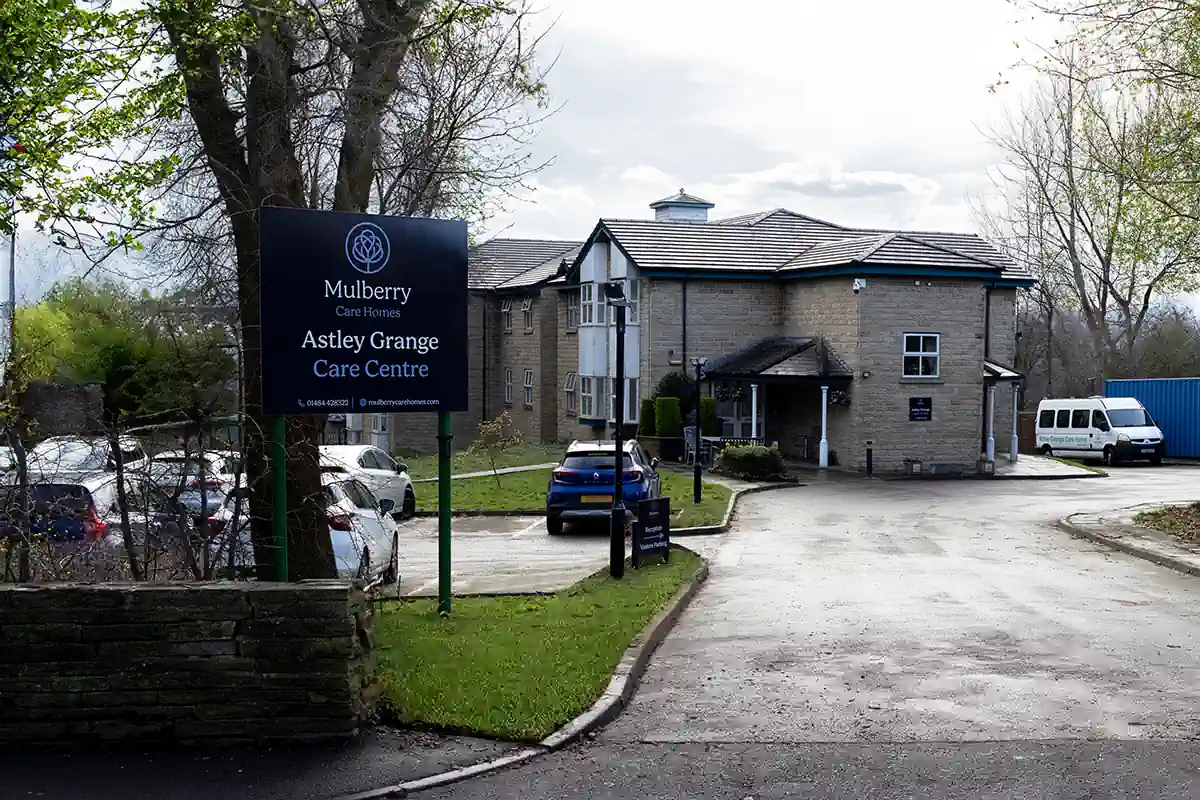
401, 487, 416, 519
1039, 445, 1053, 458
1102, 445, 1114, 466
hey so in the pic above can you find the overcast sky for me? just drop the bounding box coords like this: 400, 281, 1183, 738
483, 0, 1061, 241
3, 1, 1196, 310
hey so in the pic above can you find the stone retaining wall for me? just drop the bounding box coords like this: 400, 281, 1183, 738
0, 581, 378, 744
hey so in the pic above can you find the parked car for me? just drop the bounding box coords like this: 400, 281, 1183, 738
0, 480, 112, 547
147, 449, 244, 516
319, 445, 415, 520
545, 440, 661, 535
1035, 396, 1165, 465
22, 435, 151, 486
206, 474, 400, 583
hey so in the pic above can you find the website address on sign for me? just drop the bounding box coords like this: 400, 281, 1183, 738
365, 398, 440, 407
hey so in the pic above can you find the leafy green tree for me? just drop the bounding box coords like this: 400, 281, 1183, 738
1, 0, 538, 579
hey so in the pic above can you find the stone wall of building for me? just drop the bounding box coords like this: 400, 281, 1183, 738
0, 581, 377, 744
500, 292, 545, 440
782, 279, 862, 460
644, 279, 784, 393
856, 278, 987, 472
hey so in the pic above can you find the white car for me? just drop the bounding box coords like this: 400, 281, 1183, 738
22, 435, 151, 486
147, 449, 244, 515
319, 445, 415, 519
207, 473, 400, 583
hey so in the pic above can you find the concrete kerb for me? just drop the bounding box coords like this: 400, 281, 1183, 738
331, 551, 710, 800
1057, 504, 1200, 578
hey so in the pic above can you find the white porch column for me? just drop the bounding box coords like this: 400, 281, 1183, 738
819, 384, 830, 468
1009, 384, 1020, 462
750, 383, 759, 442
985, 384, 996, 462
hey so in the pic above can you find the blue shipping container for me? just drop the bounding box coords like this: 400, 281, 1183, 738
1104, 377, 1200, 459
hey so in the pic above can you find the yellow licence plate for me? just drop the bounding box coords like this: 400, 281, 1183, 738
580, 495, 611, 504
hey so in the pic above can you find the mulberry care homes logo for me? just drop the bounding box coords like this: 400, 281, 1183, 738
345, 221, 391, 275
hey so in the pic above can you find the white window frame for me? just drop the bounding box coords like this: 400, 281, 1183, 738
501, 298, 513, 333
625, 279, 639, 324
521, 296, 534, 332
566, 290, 580, 330
523, 368, 534, 408
580, 284, 595, 325
564, 372, 577, 412
579, 376, 595, 417
902, 333, 940, 378
504, 367, 513, 405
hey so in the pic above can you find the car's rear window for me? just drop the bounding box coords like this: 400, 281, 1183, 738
562, 453, 634, 470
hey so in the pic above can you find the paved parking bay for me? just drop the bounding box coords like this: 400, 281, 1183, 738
393, 515, 725, 596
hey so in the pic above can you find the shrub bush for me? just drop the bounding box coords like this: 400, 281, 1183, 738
654, 396, 683, 438
698, 397, 719, 436
715, 444, 786, 481
654, 371, 696, 419
639, 398, 657, 436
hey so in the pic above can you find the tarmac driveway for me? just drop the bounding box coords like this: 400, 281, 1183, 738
604, 466, 1200, 743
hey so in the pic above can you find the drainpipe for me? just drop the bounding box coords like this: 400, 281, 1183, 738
481, 293, 489, 422
981, 282, 994, 458
681, 279, 688, 370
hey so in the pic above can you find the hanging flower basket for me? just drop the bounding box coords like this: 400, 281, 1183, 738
714, 384, 746, 403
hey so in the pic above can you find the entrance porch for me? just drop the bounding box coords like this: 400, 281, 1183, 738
702, 337, 854, 468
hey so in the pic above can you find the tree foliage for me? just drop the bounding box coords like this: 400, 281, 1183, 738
0, 0, 549, 579
14, 279, 237, 427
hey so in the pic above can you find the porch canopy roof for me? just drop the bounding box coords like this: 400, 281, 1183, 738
984, 360, 1022, 383
702, 336, 854, 385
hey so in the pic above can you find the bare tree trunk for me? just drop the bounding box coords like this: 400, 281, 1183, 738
108, 429, 142, 581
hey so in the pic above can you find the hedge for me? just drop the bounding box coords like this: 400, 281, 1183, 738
699, 397, 719, 436
639, 398, 657, 436
715, 444, 786, 481
655, 396, 683, 438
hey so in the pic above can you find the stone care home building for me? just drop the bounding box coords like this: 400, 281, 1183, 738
375, 191, 1033, 474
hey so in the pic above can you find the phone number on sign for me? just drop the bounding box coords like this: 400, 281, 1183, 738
298, 398, 350, 408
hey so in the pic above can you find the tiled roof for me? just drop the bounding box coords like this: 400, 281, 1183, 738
595, 208, 1031, 282
468, 238, 582, 290
494, 245, 582, 290
705, 336, 854, 381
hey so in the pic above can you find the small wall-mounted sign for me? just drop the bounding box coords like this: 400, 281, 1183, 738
909, 397, 933, 422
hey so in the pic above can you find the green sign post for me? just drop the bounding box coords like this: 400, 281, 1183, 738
437, 412, 453, 614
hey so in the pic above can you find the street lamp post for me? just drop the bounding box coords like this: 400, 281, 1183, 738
604, 281, 628, 580
690, 357, 707, 504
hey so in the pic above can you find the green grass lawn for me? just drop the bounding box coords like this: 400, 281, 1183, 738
399, 443, 562, 481
417, 467, 733, 527
375, 547, 703, 741
416, 469, 549, 512
1049, 456, 1108, 474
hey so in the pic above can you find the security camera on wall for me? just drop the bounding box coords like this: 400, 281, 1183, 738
852, 277, 866, 295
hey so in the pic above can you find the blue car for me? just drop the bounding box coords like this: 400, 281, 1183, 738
545, 440, 661, 535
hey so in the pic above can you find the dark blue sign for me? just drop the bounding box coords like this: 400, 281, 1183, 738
633, 497, 670, 566
258, 207, 468, 416
909, 396, 932, 422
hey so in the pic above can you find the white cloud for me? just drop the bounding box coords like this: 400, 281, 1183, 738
483, 0, 1068, 240
618, 165, 675, 185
